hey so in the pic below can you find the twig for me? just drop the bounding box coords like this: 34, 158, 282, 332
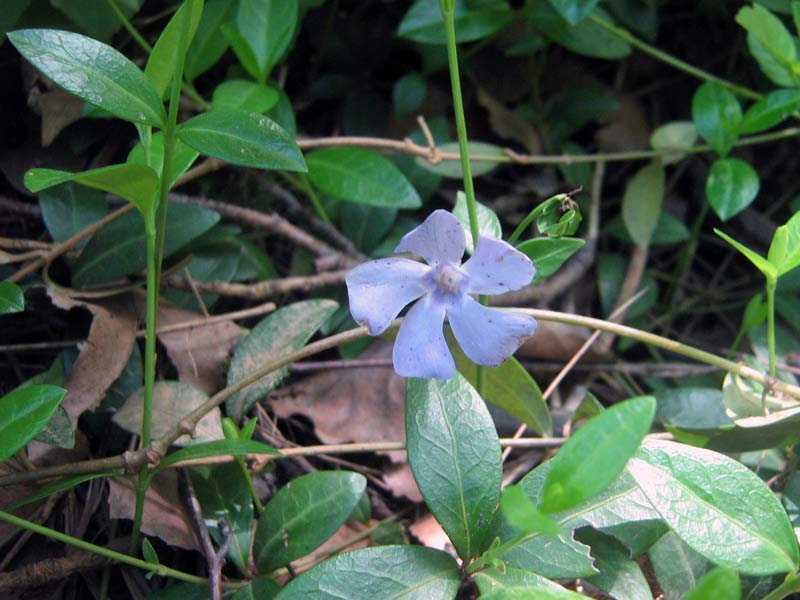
181, 470, 224, 600
0, 196, 41, 217
164, 270, 349, 300
596, 243, 649, 354
0, 237, 52, 250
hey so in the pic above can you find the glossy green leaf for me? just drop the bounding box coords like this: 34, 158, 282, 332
650, 120, 697, 164
406, 374, 502, 559
747, 33, 797, 87
229, 578, 281, 600
235, 0, 298, 82
254, 471, 366, 572
684, 568, 740, 600
547, 0, 600, 24
145, 0, 203, 99
481, 586, 588, 599
740, 90, 800, 134
453, 191, 502, 254
648, 531, 711, 600
7, 29, 166, 127
501, 486, 561, 535
771, 211, 800, 275
49, 0, 143, 42
184, 0, 235, 80
517, 237, 585, 283
577, 528, 652, 600
0, 282, 25, 314
8, 471, 118, 511
541, 396, 656, 513
191, 463, 253, 572
178, 110, 306, 171
706, 158, 759, 221
393, 72, 427, 116
474, 567, 566, 596
630, 439, 800, 575
691, 82, 742, 157
714, 228, 776, 280
736, 4, 796, 66
72, 203, 219, 287
26, 164, 159, 217
127, 132, 199, 190
0, 384, 66, 462
38, 183, 107, 248
621, 161, 664, 248
339, 204, 397, 255
307, 148, 421, 208
226, 300, 338, 421
415, 142, 504, 178
33, 405, 74, 448
212, 80, 279, 114
273, 545, 461, 600
397, 0, 513, 45
157, 439, 280, 471
527, 5, 631, 59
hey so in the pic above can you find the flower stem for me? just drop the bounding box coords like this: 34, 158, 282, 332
107, 0, 153, 53
508, 197, 556, 245
299, 173, 332, 225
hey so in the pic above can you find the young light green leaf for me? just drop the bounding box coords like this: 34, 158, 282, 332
453, 191, 502, 254
235, 0, 298, 82
684, 568, 740, 600
691, 82, 742, 156
474, 567, 566, 596
501, 486, 561, 535
541, 396, 656, 514
393, 72, 427, 116
770, 211, 800, 275
157, 439, 280, 471
8, 471, 119, 511
706, 158, 759, 221
274, 545, 461, 600
127, 132, 199, 189
631, 439, 800, 575
0, 385, 66, 462
226, 300, 338, 421
39, 183, 107, 247
481, 586, 589, 600
178, 110, 306, 172
25, 164, 159, 217
416, 142, 504, 178
517, 237, 585, 282
547, 0, 600, 24
650, 120, 697, 165
307, 148, 421, 209
145, 0, 203, 98
739, 89, 800, 134
621, 161, 665, 248
406, 374, 502, 560
736, 4, 797, 67
185, 0, 235, 81
397, 0, 514, 45
253, 471, 366, 572
0, 282, 25, 315
747, 33, 797, 87
211, 80, 279, 114
714, 228, 777, 280
526, 5, 631, 60
7, 29, 166, 127
142, 538, 159, 565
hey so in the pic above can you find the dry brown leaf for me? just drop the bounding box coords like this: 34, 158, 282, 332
476, 86, 542, 154
108, 471, 198, 550
157, 304, 242, 394
409, 513, 453, 554
0, 464, 38, 548
294, 520, 374, 575
383, 464, 421, 502
517, 321, 611, 363
27, 87, 86, 147
595, 95, 650, 153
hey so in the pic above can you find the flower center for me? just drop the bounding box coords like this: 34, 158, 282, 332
437, 264, 464, 294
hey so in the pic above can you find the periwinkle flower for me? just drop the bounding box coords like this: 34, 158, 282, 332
346, 209, 537, 379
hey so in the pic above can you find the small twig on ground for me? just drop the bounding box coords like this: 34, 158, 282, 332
165, 270, 349, 300
181, 470, 225, 600
596, 243, 649, 354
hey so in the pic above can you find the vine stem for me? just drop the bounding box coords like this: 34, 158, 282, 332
762, 572, 800, 600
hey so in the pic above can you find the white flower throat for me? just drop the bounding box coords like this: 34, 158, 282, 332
436, 264, 465, 293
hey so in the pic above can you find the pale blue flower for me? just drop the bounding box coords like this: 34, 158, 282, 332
346, 209, 538, 379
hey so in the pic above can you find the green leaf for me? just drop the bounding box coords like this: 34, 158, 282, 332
397, 0, 513, 45
706, 158, 760, 221
127, 132, 199, 190
630, 439, 800, 575
453, 191, 502, 254
474, 567, 566, 596
577, 528, 652, 600
516, 238, 585, 283
235, 0, 298, 82
684, 568, 740, 600
178, 110, 306, 172
229, 578, 281, 600
39, 183, 108, 247
0, 385, 66, 462
157, 439, 280, 471
145, 0, 203, 99
273, 545, 461, 600
26, 164, 159, 217
691, 82, 742, 157
339, 204, 397, 255
605, 212, 690, 246
212, 80, 280, 114
648, 531, 711, 600
771, 211, 800, 275
49, 0, 143, 43
253, 471, 366, 572
501, 486, 561, 535
307, 148, 421, 208
621, 161, 665, 248
393, 72, 427, 116
184, 0, 235, 80
8, 471, 118, 511
0, 282, 25, 314
221, 22, 261, 81
714, 228, 776, 280
541, 396, 656, 514
597, 254, 659, 319
142, 538, 159, 565
650, 120, 697, 165
226, 300, 338, 421
72, 203, 219, 287
747, 33, 797, 87
736, 4, 797, 67
527, 6, 631, 60
415, 142, 504, 178
481, 586, 588, 599
7, 29, 166, 127
740, 89, 800, 134
406, 374, 502, 560
547, 0, 600, 24
191, 463, 253, 573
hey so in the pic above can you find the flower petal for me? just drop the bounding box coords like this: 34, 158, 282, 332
395, 209, 465, 266
393, 296, 455, 380
448, 297, 537, 367
346, 258, 429, 335
461, 236, 536, 295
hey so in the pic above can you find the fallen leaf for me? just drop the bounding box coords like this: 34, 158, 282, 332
477, 86, 542, 154
27, 87, 85, 147
0, 464, 38, 549
108, 471, 198, 550
517, 321, 611, 363
409, 513, 453, 554
383, 464, 422, 502
595, 95, 650, 152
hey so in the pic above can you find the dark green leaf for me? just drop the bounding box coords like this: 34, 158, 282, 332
547, 0, 600, 24
527, 6, 631, 59
655, 387, 734, 431
235, 0, 298, 82
273, 545, 461, 600
0, 384, 66, 462
706, 158, 760, 221
26, 164, 159, 217
648, 531, 711, 600
631, 439, 800, 574
740, 90, 800, 134
39, 183, 107, 247
501, 486, 561, 535
398, 0, 513, 45
453, 191, 501, 254
339, 203, 397, 255
541, 396, 656, 513
307, 148, 421, 208
691, 82, 742, 157
49, 0, 143, 42
474, 567, 566, 596
184, 0, 235, 80
415, 142, 504, 178
145, 0, 203, 98
7, 29, 166, 127
0, 282, 25, 314
481, 586, 588, 599
622, 161, 665, 248
253, 471, 366, 572
393, 72, 427, 115
72, 203, 219, 287
157, 439, 281, 471
516, 238, 585, 282
605, 212, 690, 246
127, 132, 199, 190
577, 529, 652, 600
229, 578, 281, 600
684, 568, 740, 600
178, 110, 306, 172
212, 80, 279, 114
406, 374, 502, 559
226, 300, 338, 421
